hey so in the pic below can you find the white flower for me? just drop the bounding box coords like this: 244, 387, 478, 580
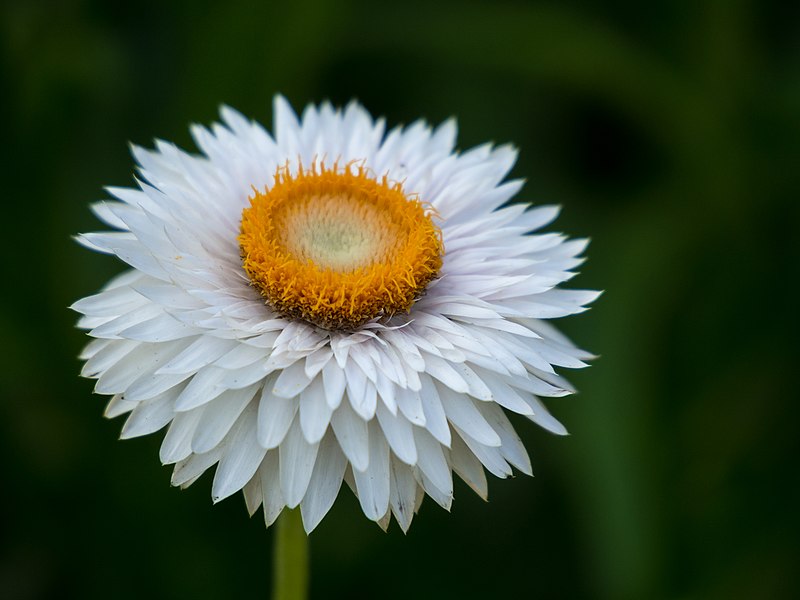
73, 96, 598, 533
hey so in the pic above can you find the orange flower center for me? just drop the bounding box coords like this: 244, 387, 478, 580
239, 163, 443, 330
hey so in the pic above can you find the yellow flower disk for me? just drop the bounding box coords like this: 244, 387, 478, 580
239, 162, 443, 330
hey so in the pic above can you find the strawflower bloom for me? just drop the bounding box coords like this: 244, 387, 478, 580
73, 97, 598, 533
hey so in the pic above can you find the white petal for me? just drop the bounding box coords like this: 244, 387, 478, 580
279, 418, 320, 508
474, 401, 532, 475
171, 448, 221, 487
132, 281, 207, 310
79, 337, 112, 360
436, 382, 501, 447
374, 371, 398, 415
82, 338, 138, 379
353, 420, 390, 521
104, 394, 137, 418
304, 346, 333, 379
95, 341, 179, 395
121, 312, 200, 342
449, 434, 488, 500
274, 95, 303, 155
511, 371, 572, 397
321, 359, 346, 410
478, 370, 535, 415
156, 336, 237, 375
376, 403, 417, 466
212, 402, 266, 502
330, 401, 369, 472
453, 427, 512, 479
348, 343, 378, 383
71, 285, 146, 317
396, 386, 426, 427
214, 343, 268, 370
376, 509, 392, 532
272, 360, 313, 399
120, 387, 181, 439
389, 459, 418, 533
124, 365, 192, 403
243, 471, 263, 516
259, 451, 284, 527
453, 362, 493, 400
345, 362, 374, 420
89, 200, 130, 230
173, 366, 228, 411
522, 394, 569, 436
79, 234, 169, 280
257, 374, 297, 449
417, 470, 453, 511
299, 376, 332, 444
300, 431, 347, 532
418, 376, 450, 446
160, 407, 205, 464
422, 353, 469, 394
413, 428, 453, 500
192, 383, 260, 454
216, 360, 272, 391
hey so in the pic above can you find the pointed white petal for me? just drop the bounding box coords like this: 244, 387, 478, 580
376, 509, 391, 532
453, 427, 512, 478
171, 448, 221, 487
417, 470, 453, 511
376, 403, 417, 466
259, 451, 284, 527
389, 459, 418, 533
396, 386, 426, 427
450, 434, 488, 500
413, 428, 453, 499
192, 383, 259, 454
330, 401, 369, 472
345, 362, 375, 420
522, 394, 569, 435
160, 407, 205, 464
80, 339, 137, 378
374, 371, 398, 415
257, 375, 297, 449
173, 367, 228, 411
474, 401, 532, 475
421, 353, 469, 395
243, 471, 263, 516
94, 341, 174, 395
212, 403, 266, 502
321, 359, 346, 410
104, 394, 137, 418
120, 387, 180, 439
436, 383, 501, 447
418, 376, 450, 446
272, 360, 313, 399
214, 343, 268, 370
299, 376, 332, 444
279, 418, 320, 508
300, 431, 347, 532
157, 336, 237, 375
304, 346, 333, 379
353, 420, 390, 521
478, 371, 534, 415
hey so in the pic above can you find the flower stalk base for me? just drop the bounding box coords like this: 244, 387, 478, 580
273, 509, 308, 600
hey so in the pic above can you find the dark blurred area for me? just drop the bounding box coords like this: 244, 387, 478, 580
2, 0, 798, 598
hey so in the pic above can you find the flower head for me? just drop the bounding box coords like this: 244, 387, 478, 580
73, 96, 598, 532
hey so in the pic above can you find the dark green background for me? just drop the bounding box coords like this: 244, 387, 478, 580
2, 1, 798, 598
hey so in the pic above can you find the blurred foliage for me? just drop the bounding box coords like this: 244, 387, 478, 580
1, 0, 798, 598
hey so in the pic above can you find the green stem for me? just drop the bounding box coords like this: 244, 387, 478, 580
272, 509, 309, 600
